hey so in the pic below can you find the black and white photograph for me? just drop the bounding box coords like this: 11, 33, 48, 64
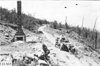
0, 0, 100, 66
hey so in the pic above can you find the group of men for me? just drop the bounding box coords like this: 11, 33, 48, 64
55, 35, 76, 54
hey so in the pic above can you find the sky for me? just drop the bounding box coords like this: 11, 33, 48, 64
0, 0, 100, 31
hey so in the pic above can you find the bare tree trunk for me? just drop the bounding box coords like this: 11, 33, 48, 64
94, 31, 98, 49
93, 16, 98, 49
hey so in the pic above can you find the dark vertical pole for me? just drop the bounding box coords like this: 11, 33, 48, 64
17, 1, 22, 30
17, 1, 21, 16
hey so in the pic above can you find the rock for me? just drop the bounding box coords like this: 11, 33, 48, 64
60, 44, 69, 52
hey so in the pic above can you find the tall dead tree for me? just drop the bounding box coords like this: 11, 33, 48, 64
81, 16, 84, 36
93, 16, 98, 31
94, 31, 98, 49
93, 16, 98, 49
82, 16, 84, 29
65, 16, 69, 29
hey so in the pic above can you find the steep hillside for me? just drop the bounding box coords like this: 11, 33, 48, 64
39, 25, 100, 66
0, 24, 100, 66
0, 7, 49, 32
